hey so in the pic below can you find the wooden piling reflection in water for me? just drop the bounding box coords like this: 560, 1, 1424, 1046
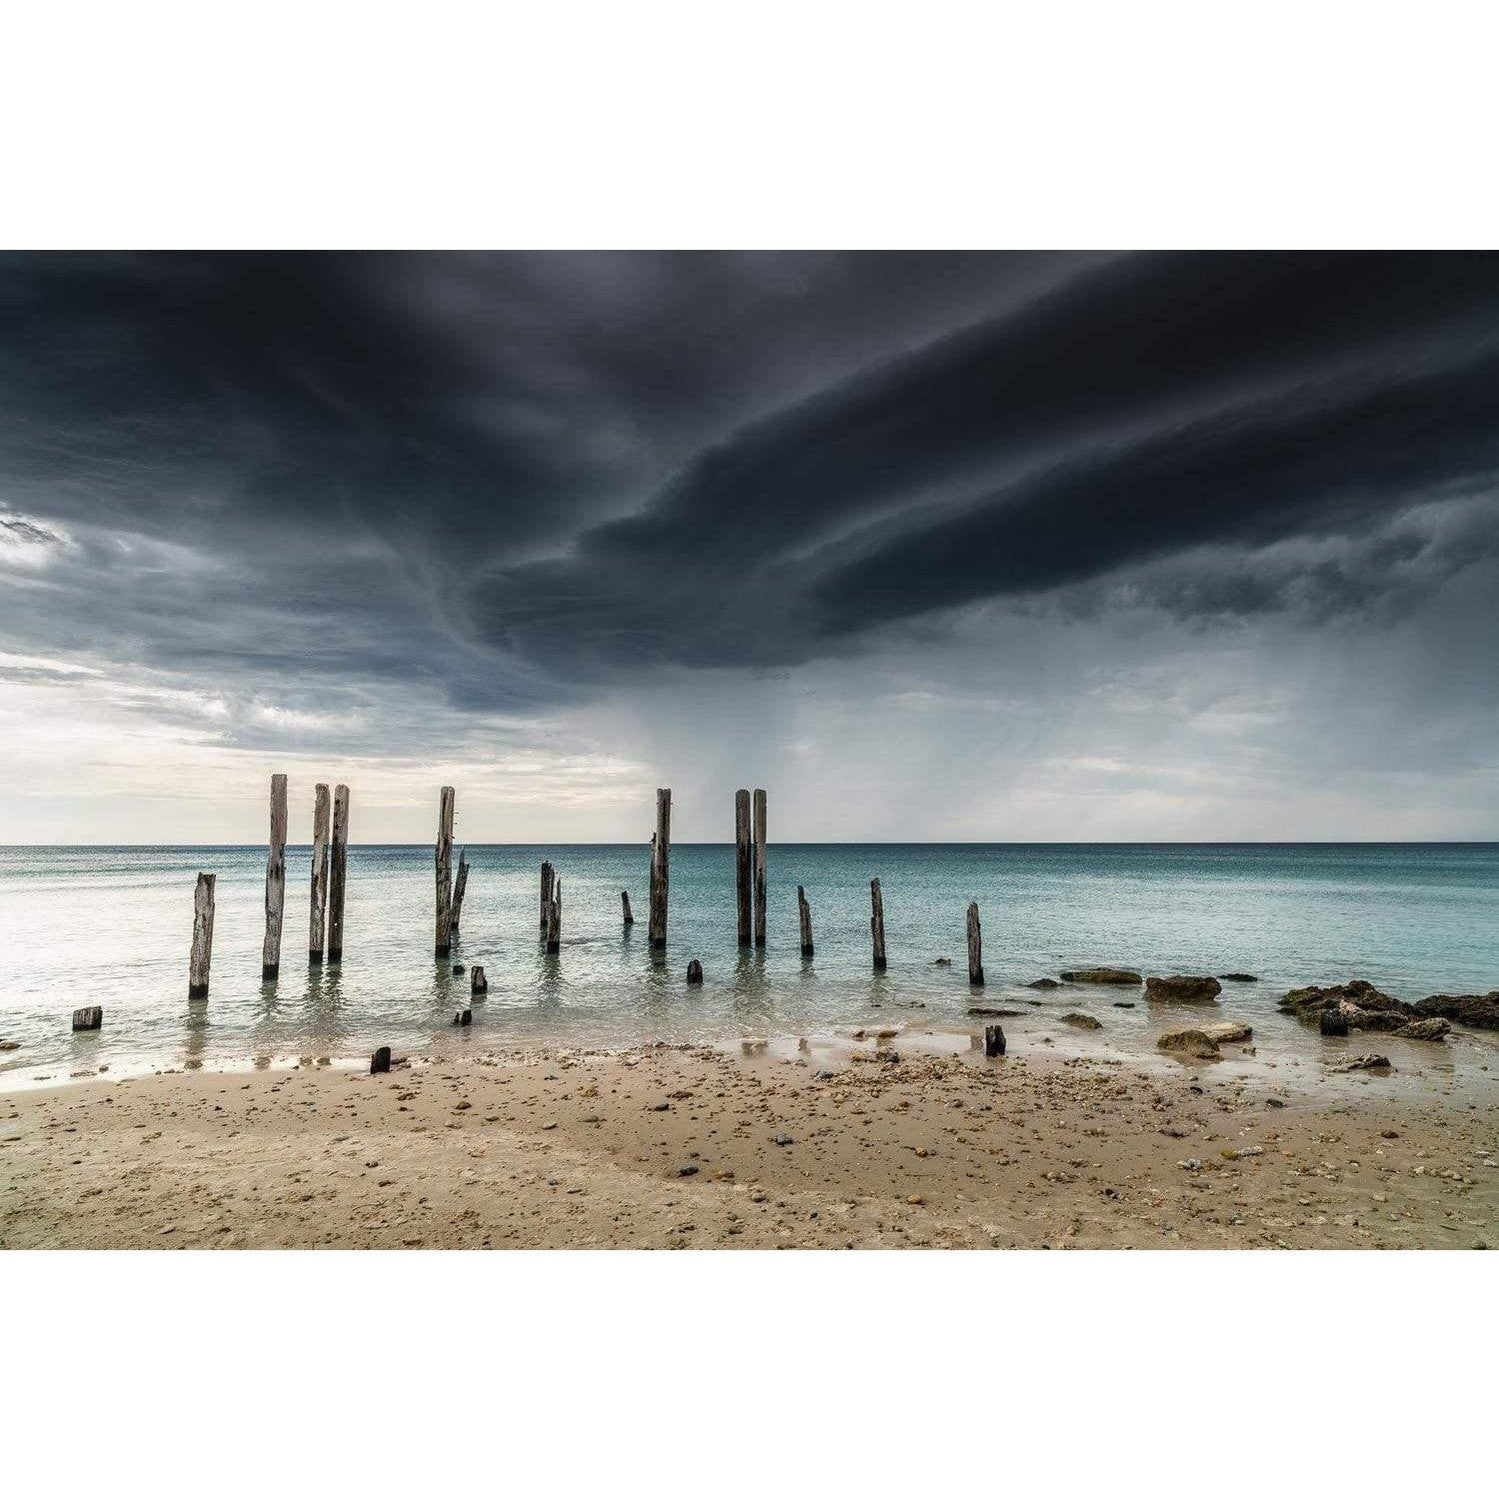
966, 901, 983, 986
261, 773, 287, 981
648, 788, 671, 949
188, 871, 216, 1000
752, 788, 767, 947
870, 877, 887, 971
450, 848, 470, 934
797, 885, 814, 957
327, 784, 349, 963
308, 783, 330, 964
434, 785, 455, 958
735, 789, 752, 945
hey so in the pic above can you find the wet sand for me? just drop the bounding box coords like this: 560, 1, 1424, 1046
3, 1020, 1495, 1248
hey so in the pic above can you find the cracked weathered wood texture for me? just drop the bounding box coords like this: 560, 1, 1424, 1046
966, 901, 984, 986
450, 848, 470, 934
434, 785, 455, 958
188, 871, 216, 1001
870, 876, 887, 971
327, 784, 349, 963
470, 964, 487, 995
735, 788, 752, 945
648, 788, 671, 949
308, 782, 330, 963
797, 884, 814, 957
540, 861, 555, 934
752, 788, 767, 947
261, 773, 287, 980
545, 876, 561, 955
985, 1023, 1005, 1057
621, 889, 634, 926
72, 1006, 103, 1032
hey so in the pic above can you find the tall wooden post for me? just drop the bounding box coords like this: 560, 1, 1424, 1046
648, 787, 671, 949
450, 848, 470, 934
752, 787, 767, 947
870, 877, 887, 971
261, 773, 287, 980
545, 877, 561, 955
735, 789, 752, 945
188, 872, 216, 1001
621, 889, 634, 926
797, 885, 814, 957
966, 901, 983, 986
540, 861, 555, 934
435, 785, 455, 958
327, 783, 350, 963
308, 782, 330, 964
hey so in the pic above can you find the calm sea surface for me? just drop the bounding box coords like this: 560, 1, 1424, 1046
2, 843, 1497, 1078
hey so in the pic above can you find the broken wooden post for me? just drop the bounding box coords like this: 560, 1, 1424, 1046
370, 1045, 391, 1074
648, 787, 671, 949
471, 965, 488, 996
539, 860, 554, 933
188, 871, 216, 1001
621, 889, 634, 926
984, 1023, 1006, 1057
735, 788, 752, 945
870, 877, 887, 971
545, 878, 561, 955
434, 785, 455, 958
1320, 1007, 1349, 1037
308, 782, 330, 964
687, 958, 704, 984
797, 885, 814, 957
261, 772, 287, 980
752, 787, 767, 947
327, 784, 349, 963
966, 901, 983, 986
452, 1007, 472, 1027
72, 1006, 103, 1032
450, 848, 470, 934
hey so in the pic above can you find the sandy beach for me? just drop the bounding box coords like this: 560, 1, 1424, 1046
4, 1016, 1495, 1248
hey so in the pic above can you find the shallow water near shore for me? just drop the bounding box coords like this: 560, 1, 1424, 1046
2, 842, 1497, 1084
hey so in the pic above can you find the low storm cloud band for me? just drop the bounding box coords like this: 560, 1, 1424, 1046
2, 251, 1497, 841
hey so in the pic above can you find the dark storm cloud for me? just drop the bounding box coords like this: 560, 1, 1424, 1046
3, 251, 1499, 712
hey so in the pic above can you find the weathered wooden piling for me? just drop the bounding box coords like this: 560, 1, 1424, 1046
984, 1023, 1006, 1057
327, 784, 349, 963
686, 958, 703, 984
308, 782, 330, 963
434, 785, 455, 958
545, 878, 561, 955
540, 861, 555, 933
648, 787, 671, 949
797, 885, 814, 957
966, 901, 983, 986
261, 773, 287, 980
621, 889, 634, 926
752, 788, 767, 947
370, 1045, 391, 1074
471, 965, 488, 996
735, 789, 752, 945
450, 848, 470, 934
453, 1007, 472, 1027
870, 877, 887, 971
72, 1006, 103, 1032
188, 871, 216, 1001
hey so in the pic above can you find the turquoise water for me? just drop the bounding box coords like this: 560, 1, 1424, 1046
1, 843, 1496, 1078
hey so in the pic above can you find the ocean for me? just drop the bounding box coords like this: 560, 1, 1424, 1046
2, 843, 1496, 1079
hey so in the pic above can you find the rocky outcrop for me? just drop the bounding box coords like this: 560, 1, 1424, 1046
1393, 1017, 1451, 1042
1026, 978, 1062, 989
1280, 979, 1413, 1024
1060, 1012, 1102, 1030
1414, 992, 1499, 1030
1156, 1028, 1221, 1059
1059, 968, 1141, 985
1330, 1053, 1392, 1072
1145, 975, 1222, 1004
1203, 1020, 1253, 1043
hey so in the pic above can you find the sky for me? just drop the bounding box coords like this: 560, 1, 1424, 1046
2, 250, 1498, 843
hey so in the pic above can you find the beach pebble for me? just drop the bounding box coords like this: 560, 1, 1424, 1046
773, 1133, 794, 1146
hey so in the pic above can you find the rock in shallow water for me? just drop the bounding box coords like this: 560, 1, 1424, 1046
1059, 968, 1141, 985
1203, 1020, 1253, 1043
1156, 1028, 1221, 1059
1393, 1017, 1450, 1042
1061, 1012, 1102, 1030
1414, 992, 1499, 1029
1145, 975, 1222, 1004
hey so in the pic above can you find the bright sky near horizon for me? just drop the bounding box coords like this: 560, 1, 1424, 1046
3, 252, 1498, 843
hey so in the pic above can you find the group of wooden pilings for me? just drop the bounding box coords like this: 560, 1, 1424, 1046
184, 775, 350, 1006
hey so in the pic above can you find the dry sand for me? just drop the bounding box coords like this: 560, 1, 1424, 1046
3, 1027, 1495, 1248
